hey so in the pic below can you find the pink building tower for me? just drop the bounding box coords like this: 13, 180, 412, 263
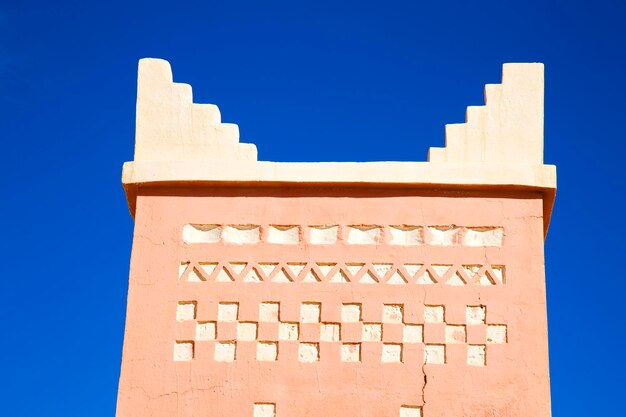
117, 59, 556, 417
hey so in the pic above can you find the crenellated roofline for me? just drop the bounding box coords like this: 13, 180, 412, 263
123, 59, 556, 234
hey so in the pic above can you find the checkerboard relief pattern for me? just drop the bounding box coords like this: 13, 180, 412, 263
174, 300, 507, 366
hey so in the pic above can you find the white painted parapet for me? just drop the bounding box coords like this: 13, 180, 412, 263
134, 58, 257, 162
428, 64, 545, 165
123, 59, 556, 231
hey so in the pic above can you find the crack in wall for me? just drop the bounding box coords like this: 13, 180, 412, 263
421, 359, 428, 410
421, 290, 429, 412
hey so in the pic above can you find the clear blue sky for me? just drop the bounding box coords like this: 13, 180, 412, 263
1, 0, 624, 415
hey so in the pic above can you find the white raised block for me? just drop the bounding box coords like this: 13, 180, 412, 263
389, 226, 423, 245
237, 322, 258, 341
464, 227, 503, 246
341, 343, 361, 362
382, 304, 403, 323
215, 342, 236, 362
400, 406, 422, 417
429, 226, 459, 246
259, 302, 279, 322
309, 225, 338, 244
347, 225, 381, 245
254, 403, 276, 417
424, 305, 444, 323
320, 323, 340, 342
341, 304, 362, 322
466, 306, 486, 325
486, 325, 507, 344
424, 344, 445, 364
182, 224, 221, 243
382, 344, 402, 363
300, 303, 321, 323
196, 322, 216, 341
256, 342, 278, 361
279, 323, 299, 341
267, 225, 299, 244
468, 345, 486, 366
363, 324, 382, 342
173, 341, 193, 361
223, 225, 260, 244
298, 343, 319, 362
176, 302, 196, 321
218, 302, 239, 322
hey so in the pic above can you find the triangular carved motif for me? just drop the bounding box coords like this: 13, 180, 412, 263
372, 263, 393, 281
462, 265, 481, 278
229, 263, 246, 274
302, 270, 322, 282
242, 267, 263, 283
403, 264, 423, 278
415, 270, 436, 284
477, 273, 495, 286
188, 266, 207, 282
316, 263, 336, 281
431, 264, 452, 280
345, 264, 364, 280
271, 268, 293, 283
360, 270, 379, 284
197, 263, 219, 281
287, 263, 306, 281
216, 267, 235, 282
258, 263, 278, 280
490, 266, 505, 284
446, 271, 466, 286
387, 270, 407, 285
329, 269, 350, 283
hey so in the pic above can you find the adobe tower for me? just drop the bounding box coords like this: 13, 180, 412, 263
117, 59, 555, 416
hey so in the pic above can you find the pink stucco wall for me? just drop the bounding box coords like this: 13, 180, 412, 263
116, 186, 551, 417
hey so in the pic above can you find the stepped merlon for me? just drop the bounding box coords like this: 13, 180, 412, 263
428, 63, 544, 165
134, 58, 257, 162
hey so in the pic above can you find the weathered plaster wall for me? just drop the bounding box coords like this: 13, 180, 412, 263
116, 187, 550, 417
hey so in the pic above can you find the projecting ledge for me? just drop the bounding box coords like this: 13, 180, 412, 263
122, 160, 556, 189
122, 160, 556, 233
